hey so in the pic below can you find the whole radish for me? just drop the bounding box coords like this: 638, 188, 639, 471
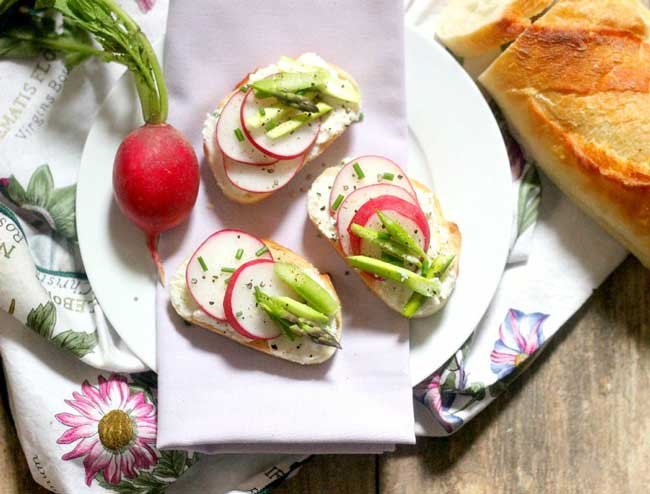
113, 124, 199, 282
3, 0, 202, 282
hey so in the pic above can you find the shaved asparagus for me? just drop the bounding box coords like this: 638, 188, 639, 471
267, 102, 332, 139
402, 254, 455, 318
350, 223, 422, 267
376, 210, 427, 258
347, 256, 441, 297
274, 296, 330, 325
274, 263, 340, 316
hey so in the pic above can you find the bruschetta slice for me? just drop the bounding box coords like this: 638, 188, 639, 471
170, 230, 342, 364
203, 53, 362, 204
308, 156, 461, 318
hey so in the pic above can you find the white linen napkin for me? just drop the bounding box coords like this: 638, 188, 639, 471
156, 0, 415, 453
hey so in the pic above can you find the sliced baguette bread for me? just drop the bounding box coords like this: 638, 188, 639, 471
203, 53, 361, 205
436, 0, 554, 58
170, 239, 342, 365
480, 0, 650, 268
308, 166, 461, 318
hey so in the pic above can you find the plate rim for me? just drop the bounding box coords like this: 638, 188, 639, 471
77, 26, 512, 379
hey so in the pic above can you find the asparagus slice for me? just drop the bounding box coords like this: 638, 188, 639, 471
267, 102, 332, 139
245, 105, 293, 130
402, 254, 455, 318
296, 322, 342, 350
273, 296, 330, 325
251, 85, 319, 113
252, 71, 327, 94
347, 256, 441, 297
350, 223, 422, 267
274, 263, 340, 316
376, 210, 427, 258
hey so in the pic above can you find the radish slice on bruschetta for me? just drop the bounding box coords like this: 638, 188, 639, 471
223, 259, 289, 340
216, 91, 277, 165
224, 153, 304, 193
186, 230, 273, 321
329, 156, 416, 215
348, 195, 431, 258
335, 184, 419, 255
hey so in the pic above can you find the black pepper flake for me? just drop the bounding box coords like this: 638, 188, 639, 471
246, 282, 253, 290
271, 344, 278, 350
345, 271, 350, 276
320, 206, 326, 211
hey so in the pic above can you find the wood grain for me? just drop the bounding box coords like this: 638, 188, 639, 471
1, 257, 648, 493
278, 256, 650, 494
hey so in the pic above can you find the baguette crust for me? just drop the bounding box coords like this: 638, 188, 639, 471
480, 0, 650, 267
170, 239, 342, 365
437, 0, 554, 57
308, 167, 461, 318
204, 57, 361, 205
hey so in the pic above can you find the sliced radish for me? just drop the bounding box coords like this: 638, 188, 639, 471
186, 230, 273, 321
329, 156, 416, 215
336, 184, 419, 254
348, 196, 430, 257
223, 153, 304, 193
216, 91, 277, 165
224, 259, 297, 340
241, 88, 319, 160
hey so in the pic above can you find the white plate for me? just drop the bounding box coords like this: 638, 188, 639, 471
77, 27, 512, 379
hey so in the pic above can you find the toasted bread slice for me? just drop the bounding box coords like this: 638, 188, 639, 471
436, 0, 554, 58
169, 239, 342, 365
203, 54, 362, 204
308, 167, 461, 318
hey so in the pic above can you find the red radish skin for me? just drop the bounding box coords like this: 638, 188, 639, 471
348, 195, 431, 255
113, 123, 200, 283
223, 258, 281, 341
335, 184, 418, 255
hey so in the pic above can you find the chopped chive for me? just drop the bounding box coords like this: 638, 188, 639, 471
234, 128, 245, 142
353, 162, 365, 179
255, 245, 269, 257
259, 107, 266, 117
235, 248, 244, 260
382, 172, 395, 181
224, 276, 231, 284
239, 84, 249, 93
332, 194, 345, 211
221, 266, 236, 273
266, 120, 278, 131
236, 311, 243, 318
197, 256, 208, 272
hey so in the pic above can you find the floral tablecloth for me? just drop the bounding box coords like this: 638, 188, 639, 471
0, 0, 631, 492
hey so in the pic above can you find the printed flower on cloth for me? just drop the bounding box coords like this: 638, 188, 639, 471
55, 374, 157, 486
490, 309, 548, 379
414, 373, 464, 433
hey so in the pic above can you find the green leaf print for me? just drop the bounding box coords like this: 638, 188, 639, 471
26, 301, 56, 338
0, 165, 77, 240
25, 164, 54, 208
153, 450, 190, 479
5, 176, 27, 205
47, 184, 77, 239
51, 329, 97, 358
516, 165, 542, 238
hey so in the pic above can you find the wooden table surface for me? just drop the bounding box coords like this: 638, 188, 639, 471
1, 256, 648, 493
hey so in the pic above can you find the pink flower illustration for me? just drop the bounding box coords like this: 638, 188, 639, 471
135, 0, 156, 13
490, 309, 548, 379
55, 374, 158, 486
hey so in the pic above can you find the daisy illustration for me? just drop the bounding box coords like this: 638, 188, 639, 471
490, 309, 548, 379
55, 374, 158, 486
